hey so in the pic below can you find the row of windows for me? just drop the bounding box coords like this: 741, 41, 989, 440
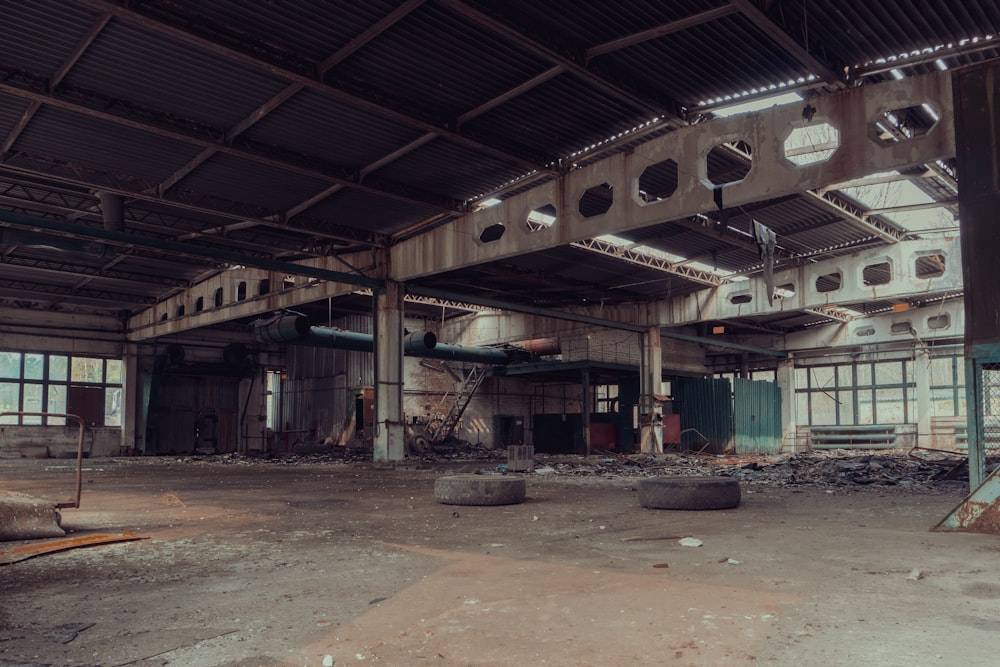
0, 352, 122, 426
796, 357, 965, 426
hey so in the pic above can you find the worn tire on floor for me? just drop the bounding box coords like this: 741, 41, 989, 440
638, 476, 741, 510
434, 475, 526, 506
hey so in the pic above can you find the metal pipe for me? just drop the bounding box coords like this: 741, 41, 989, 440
414, 341, 508, 364
0, 209, 382, 288
252, 315, 508, 364
0, 412, 85, 508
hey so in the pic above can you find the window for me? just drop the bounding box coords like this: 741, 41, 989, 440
595, 384, 619, 413
928, 355, 966, 417
0, 352, 123, 426
796, 359, 915, 426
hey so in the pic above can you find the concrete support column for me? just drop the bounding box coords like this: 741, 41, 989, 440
913, 349, 932, 451
639, 327, 663, 454
373, 280, 405, 461
581, 367, 591, 457
954, 61, 1000, 488
121, 342, 139, 455
776, 356, 797, 452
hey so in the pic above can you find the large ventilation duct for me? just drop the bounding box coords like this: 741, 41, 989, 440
252, 315, 508, 364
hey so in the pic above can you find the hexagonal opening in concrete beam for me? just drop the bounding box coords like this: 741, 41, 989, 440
927, 313, 950, 330
863, 261, 892, 286
775, 283, 796, 299
479, 223, 506, 244
638, 159, 678, 203
872, 104, 940, 145
784, 121, 839, 166
915, 253, 945, 278
706, 141, 752, 186
526, 204, 556, 232
579, 183, 613, 218
816, 272, 842, 293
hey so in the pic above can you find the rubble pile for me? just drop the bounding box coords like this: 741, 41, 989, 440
174, 445, 986, 493
528, 449, 978, 492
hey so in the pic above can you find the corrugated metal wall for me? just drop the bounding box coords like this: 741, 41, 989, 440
674, 377, 733, 452
733, 378, 782, 453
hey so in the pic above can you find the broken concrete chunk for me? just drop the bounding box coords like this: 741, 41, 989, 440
679, 537, 703, 548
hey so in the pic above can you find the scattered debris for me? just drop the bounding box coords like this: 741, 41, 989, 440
679, 537, 703, 548
652, 563, 670, 568
42, 623, 94, 645
159, 448, 988, 495
726, 558, 742, 565
0, 531, 149, 565
906, 569, 923, 581
621, 534, 682, 542
323, 656, 335, 667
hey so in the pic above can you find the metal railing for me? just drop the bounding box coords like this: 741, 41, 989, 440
1, 411, 86, 508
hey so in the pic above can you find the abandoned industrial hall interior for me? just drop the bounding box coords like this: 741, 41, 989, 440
2, 1, 1000, 665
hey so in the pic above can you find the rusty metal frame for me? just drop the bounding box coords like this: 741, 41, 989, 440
0, 411, 86, 509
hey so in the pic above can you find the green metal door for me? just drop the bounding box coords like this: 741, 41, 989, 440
674, 377, 733, 452
733, 378, 781, 453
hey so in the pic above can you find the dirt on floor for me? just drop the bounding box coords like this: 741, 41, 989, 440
1, 451, 998, 667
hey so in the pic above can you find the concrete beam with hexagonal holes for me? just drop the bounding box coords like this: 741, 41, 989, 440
658, 236, 963, 326
390, 70, 954, 281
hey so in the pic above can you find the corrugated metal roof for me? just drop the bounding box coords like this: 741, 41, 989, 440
330, 2, 553, 124
174, 153, 332, 215
65, 20, 291, 129
0, 0, 101, 78
301, 189, 441, 236
0, 0, 988, 324
12, 106, 206, 185
242, 89, 426, 172
367, 137, 533, 201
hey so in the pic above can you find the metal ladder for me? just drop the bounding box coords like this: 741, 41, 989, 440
428, 366, 489, 443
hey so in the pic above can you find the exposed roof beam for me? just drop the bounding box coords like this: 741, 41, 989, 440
571, 237, 726, 287
866, 198, 958, 215
586, 5, 740, 60
0, 13, 111, 154
0, 209, 383, 289
153, 0, 427, 200
437, 0, 685, 121
0, 158, 370, 247
0, 73, 459, 215
729, 0, 842, 85
0, 254, 187, 289
802, 189, 904, 243
75, 0, 549, 173
853, 38, 1000, 78
0, 279, 156, 305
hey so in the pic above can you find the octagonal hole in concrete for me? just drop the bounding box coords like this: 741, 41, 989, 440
579, 183, 613, 218
784, 121, 839, 166
775, 283, 796, 299
816, 272, 842, 293
863, 261, 892, 286
479, 223, 506, 243
873, 104, 940, 144
915, 253, 945, 278
927, 314, 950, 330
890, 321, 913, 335
638, 159, 678, 203
706, 140, 752, 186
526, 204, 556, 232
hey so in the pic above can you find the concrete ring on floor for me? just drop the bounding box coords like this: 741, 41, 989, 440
638, 476, 741, 510
0, 491, 66, 540
434, 475, 526, 506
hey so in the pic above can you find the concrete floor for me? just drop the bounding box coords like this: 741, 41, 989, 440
0, 456, 997, 667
